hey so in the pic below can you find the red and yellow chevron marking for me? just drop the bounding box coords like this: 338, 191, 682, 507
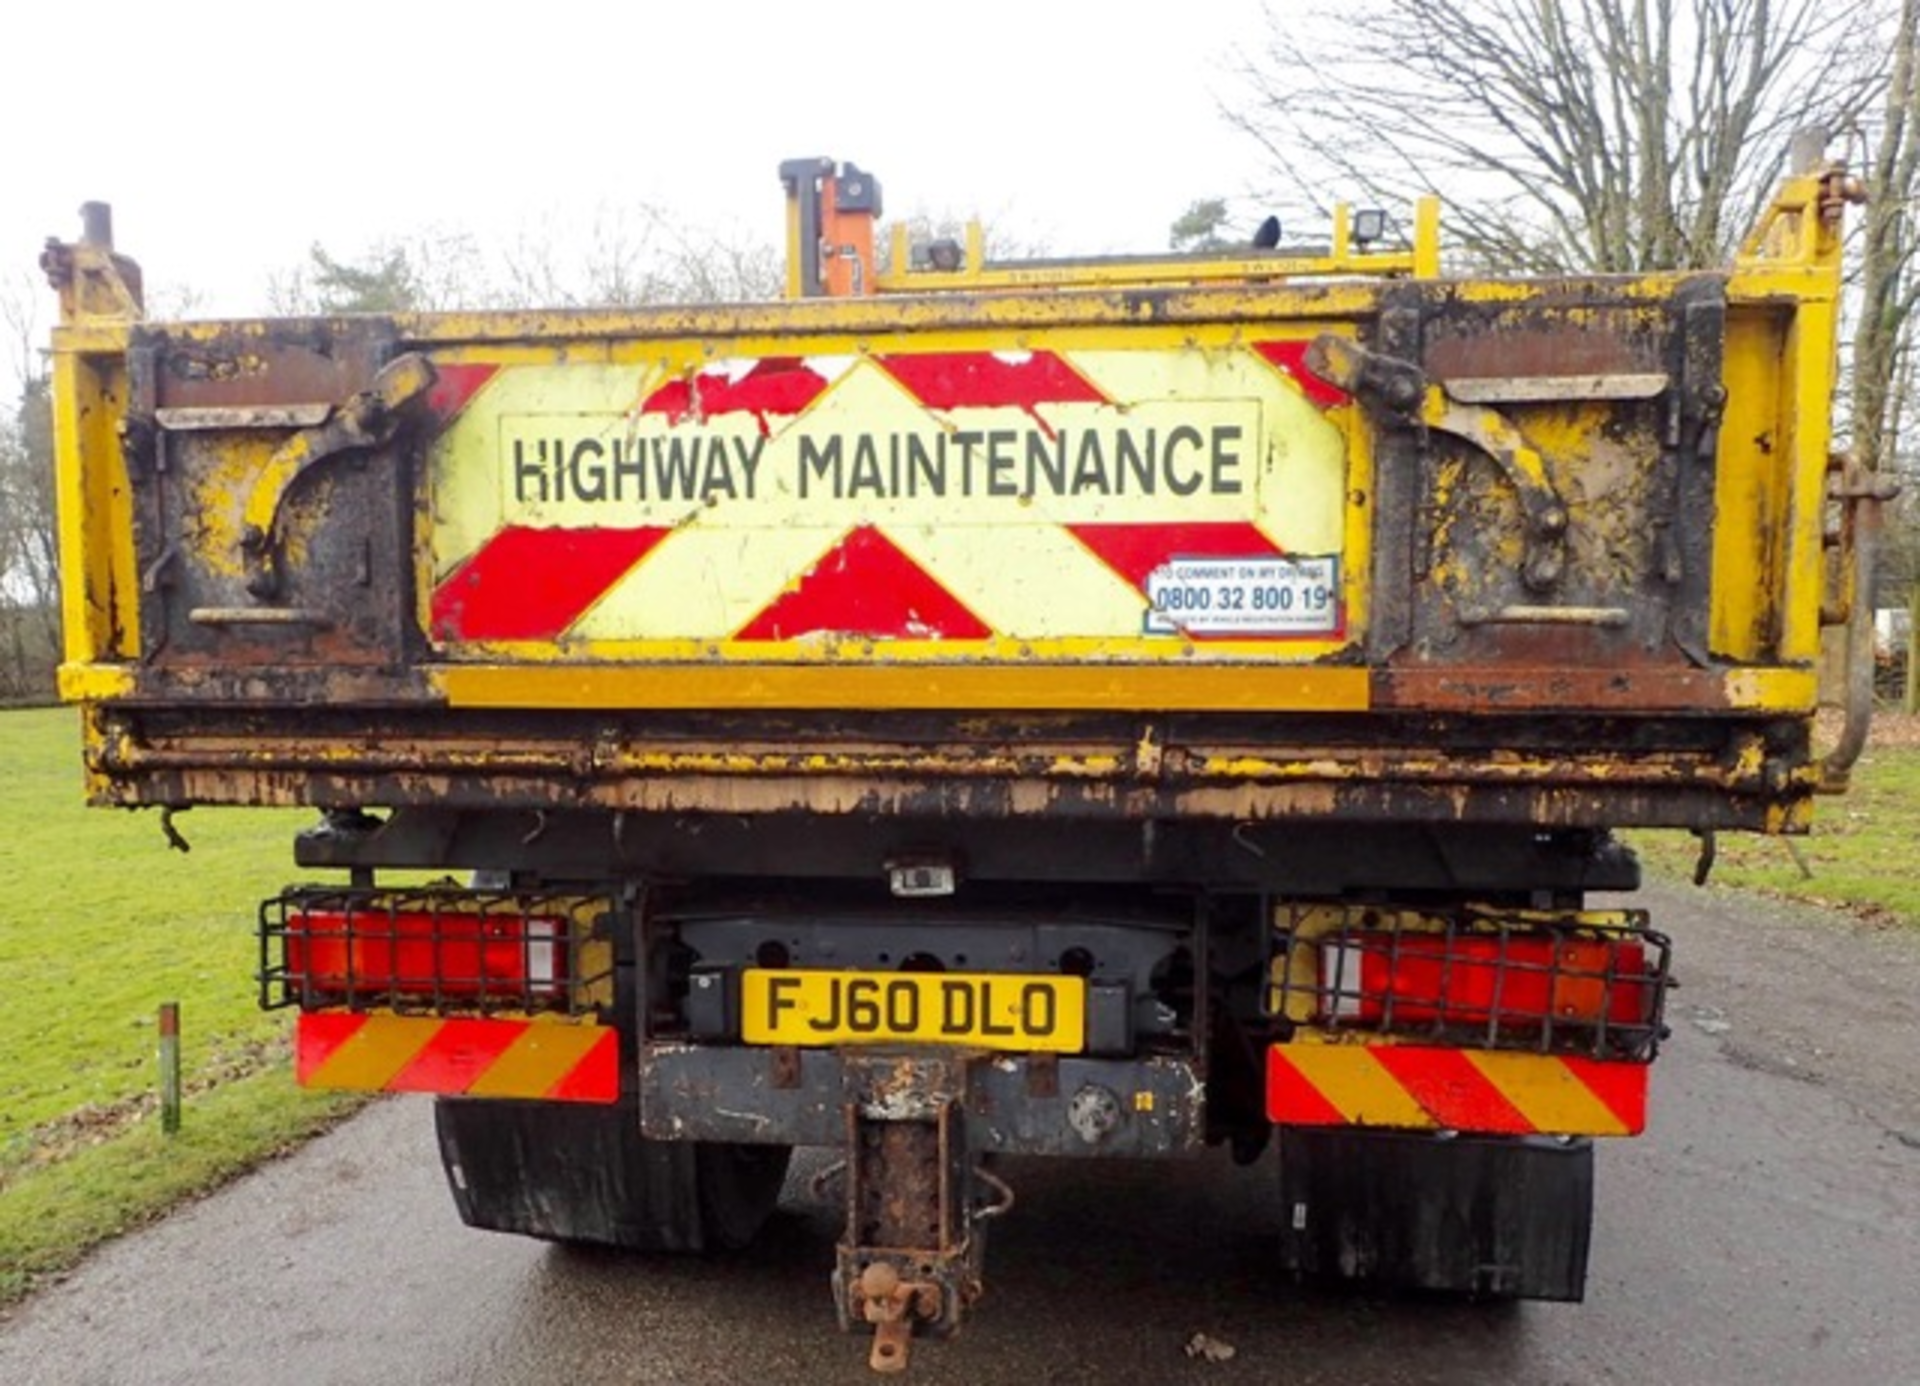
295, 1012, 618, 1104
1267, 1042, 1647, 1137
421, 340, 1360, 662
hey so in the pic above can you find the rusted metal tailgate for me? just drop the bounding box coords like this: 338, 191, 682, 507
49, 180, 1847, 832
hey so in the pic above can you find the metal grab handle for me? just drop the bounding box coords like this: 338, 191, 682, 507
188, 607, 332, 628
971, 1164, 1015, 1220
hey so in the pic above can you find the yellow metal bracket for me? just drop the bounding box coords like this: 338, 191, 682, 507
1421, 390, 1569, 592
1736, 162, 1862, 273
41, 203, 144, 325
240, 353, 436, 599
1307, 334, 1568, 593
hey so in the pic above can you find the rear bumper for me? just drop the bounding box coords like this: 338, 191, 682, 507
76, 699, 1813, 833
638, 1042, 1206, 1157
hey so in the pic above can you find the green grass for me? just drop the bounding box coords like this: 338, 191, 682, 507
0, 1071, 362, 1302
1629, 730, 1920, 926
0, 707, 364, 1304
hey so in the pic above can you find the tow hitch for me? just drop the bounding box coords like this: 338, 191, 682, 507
822, 1052, 1014, 1372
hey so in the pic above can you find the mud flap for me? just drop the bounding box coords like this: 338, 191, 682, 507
435, 1094, 790, 1253
1276, 1128, 1594, 1301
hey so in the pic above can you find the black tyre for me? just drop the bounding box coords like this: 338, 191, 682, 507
435, 1095, 792, 1253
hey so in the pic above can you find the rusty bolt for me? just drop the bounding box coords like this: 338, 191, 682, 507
1380, 372, 1422, 412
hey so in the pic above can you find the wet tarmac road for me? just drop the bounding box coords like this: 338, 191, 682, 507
3, 881, 1918, 1385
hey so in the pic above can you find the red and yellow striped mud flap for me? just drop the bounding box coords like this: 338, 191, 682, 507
296, 1013, 619, 1104
1267, 1041, 1647, 1137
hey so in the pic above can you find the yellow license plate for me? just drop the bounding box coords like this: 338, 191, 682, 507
740, 969, 1085, 1052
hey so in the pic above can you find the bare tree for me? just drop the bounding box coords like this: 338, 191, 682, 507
1855, 0, 1920, 483
268, 228, 493, 314
1231, 0, 1888, 273
0, 272, 59, 701
643, 213, 785, 304
288, 207, 786, 315
1848, 0, 1920, 706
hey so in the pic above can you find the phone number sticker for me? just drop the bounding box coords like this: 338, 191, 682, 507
1144, 555, 1340, 636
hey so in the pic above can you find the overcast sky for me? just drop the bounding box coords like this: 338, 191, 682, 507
4, 0, 1277, 372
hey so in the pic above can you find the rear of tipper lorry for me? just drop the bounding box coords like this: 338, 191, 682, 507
46, 155, 1876, 1369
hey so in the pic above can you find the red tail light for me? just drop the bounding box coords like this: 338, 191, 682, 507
1317, 932, 1654, 1032
286, 909, 563, 1002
